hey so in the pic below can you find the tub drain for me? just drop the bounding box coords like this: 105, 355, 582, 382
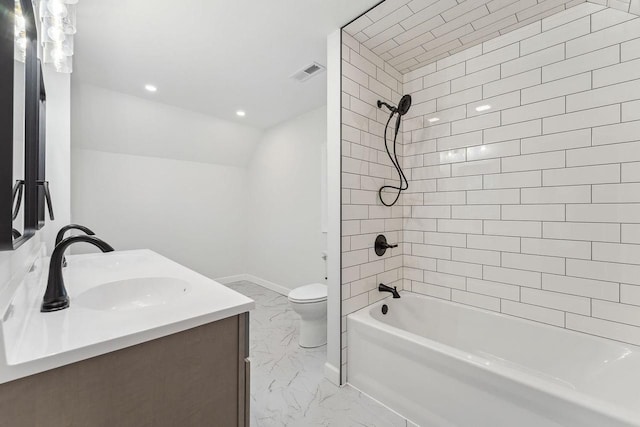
382, 304, 388, 315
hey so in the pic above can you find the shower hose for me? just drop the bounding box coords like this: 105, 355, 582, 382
378, 112, 408, 207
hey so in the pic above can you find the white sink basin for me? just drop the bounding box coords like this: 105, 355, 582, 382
0, 249, 254, 384
75, 277, 190, 311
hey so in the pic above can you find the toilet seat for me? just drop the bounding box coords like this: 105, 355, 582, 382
288, 283, 327, 304
288, 283, 327, 347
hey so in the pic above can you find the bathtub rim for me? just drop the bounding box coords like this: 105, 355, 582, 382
347, 291, 640, 427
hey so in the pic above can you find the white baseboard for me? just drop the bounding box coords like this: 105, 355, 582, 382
214, 273, 291, 296
244, 274, 291, 296
324, 362, 340, 385
215, 274, 249, 285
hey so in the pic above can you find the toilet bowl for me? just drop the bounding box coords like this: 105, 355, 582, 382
288, 283, 327, 348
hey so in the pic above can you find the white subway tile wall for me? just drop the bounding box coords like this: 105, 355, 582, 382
395, 3, 640, 347
341, 32, 405, 381
341, 2, 640, 384
342, 0, 592, 74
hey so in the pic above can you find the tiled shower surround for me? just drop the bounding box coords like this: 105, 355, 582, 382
342, 2, 640, 379
341, 32, 406, 379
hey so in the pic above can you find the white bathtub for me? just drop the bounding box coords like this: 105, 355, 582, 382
347, 292, 640, 427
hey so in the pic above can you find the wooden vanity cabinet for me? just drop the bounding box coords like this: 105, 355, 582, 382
0, 313, 250, 427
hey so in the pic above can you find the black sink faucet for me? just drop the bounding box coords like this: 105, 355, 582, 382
55, 224, 96, 267
41, 235, 114, 313
379, 283, 400, 299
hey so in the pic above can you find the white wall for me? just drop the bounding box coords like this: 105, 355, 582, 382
70, 82, 265, 278
246, 107, 326, 290
71, 82, 261, 278
71, 149, 248, 279
71, 82, 327, 287
71, 83, 262, 167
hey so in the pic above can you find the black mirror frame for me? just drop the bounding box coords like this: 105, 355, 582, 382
36, 59, 47, 230
0, 0, 39, 251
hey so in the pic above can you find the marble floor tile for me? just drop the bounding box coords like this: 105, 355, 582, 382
227, 281, 409, 427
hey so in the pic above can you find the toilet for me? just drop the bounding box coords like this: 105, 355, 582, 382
288, 283, 327, 348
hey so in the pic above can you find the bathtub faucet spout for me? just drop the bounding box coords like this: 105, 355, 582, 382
379, 283, 400, 299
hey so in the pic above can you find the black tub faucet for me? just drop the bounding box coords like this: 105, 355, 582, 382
55, 224, 96, 267
41, 235, 114, 313
379, 283, 400, 299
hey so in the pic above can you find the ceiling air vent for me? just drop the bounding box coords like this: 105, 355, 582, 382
291, 62, 326, 82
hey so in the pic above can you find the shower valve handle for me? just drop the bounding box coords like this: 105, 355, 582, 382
375, 234, 397, 256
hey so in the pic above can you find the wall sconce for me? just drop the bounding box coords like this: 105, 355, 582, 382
39, 0, 79, 73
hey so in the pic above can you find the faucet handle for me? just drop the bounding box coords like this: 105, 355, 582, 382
375, 234, 398, 256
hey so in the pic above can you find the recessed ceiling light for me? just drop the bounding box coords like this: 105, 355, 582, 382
236, 110, 246, 117
145, 84, 157, 92
428, 117, 440, 123
475, 104, 491, 112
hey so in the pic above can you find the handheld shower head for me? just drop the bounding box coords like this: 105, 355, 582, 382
376, 94, 413, 207
376, 95, 412, 116
397, 94, 412, 116
394, 94, 412, 137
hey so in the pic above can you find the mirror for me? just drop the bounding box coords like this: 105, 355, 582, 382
1, 0, 38, 250
12, 0, 27, 241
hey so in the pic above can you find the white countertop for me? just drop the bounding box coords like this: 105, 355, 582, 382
0, 249, 254, 384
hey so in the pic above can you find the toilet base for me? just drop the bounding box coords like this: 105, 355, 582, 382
299, 315, 327, 348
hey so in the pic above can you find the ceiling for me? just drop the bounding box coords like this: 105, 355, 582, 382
73, 0, 380, 129
344, 0, 586, 74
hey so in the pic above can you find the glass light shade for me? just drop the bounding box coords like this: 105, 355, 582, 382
61, 4, 76, 34
40, 0, 80, 74
59, 38, 73, 56
43, 47, 72, 72
62, 19, 76, 34
47, 25, 65, 42
46, 0, 67, 18
43, 39, 73, 56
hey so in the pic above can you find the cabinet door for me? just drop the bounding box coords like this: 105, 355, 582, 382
238, 312, 250, 427
0, 316, 244, 427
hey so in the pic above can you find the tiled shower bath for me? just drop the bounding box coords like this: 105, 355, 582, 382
341, 1, 640, 381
